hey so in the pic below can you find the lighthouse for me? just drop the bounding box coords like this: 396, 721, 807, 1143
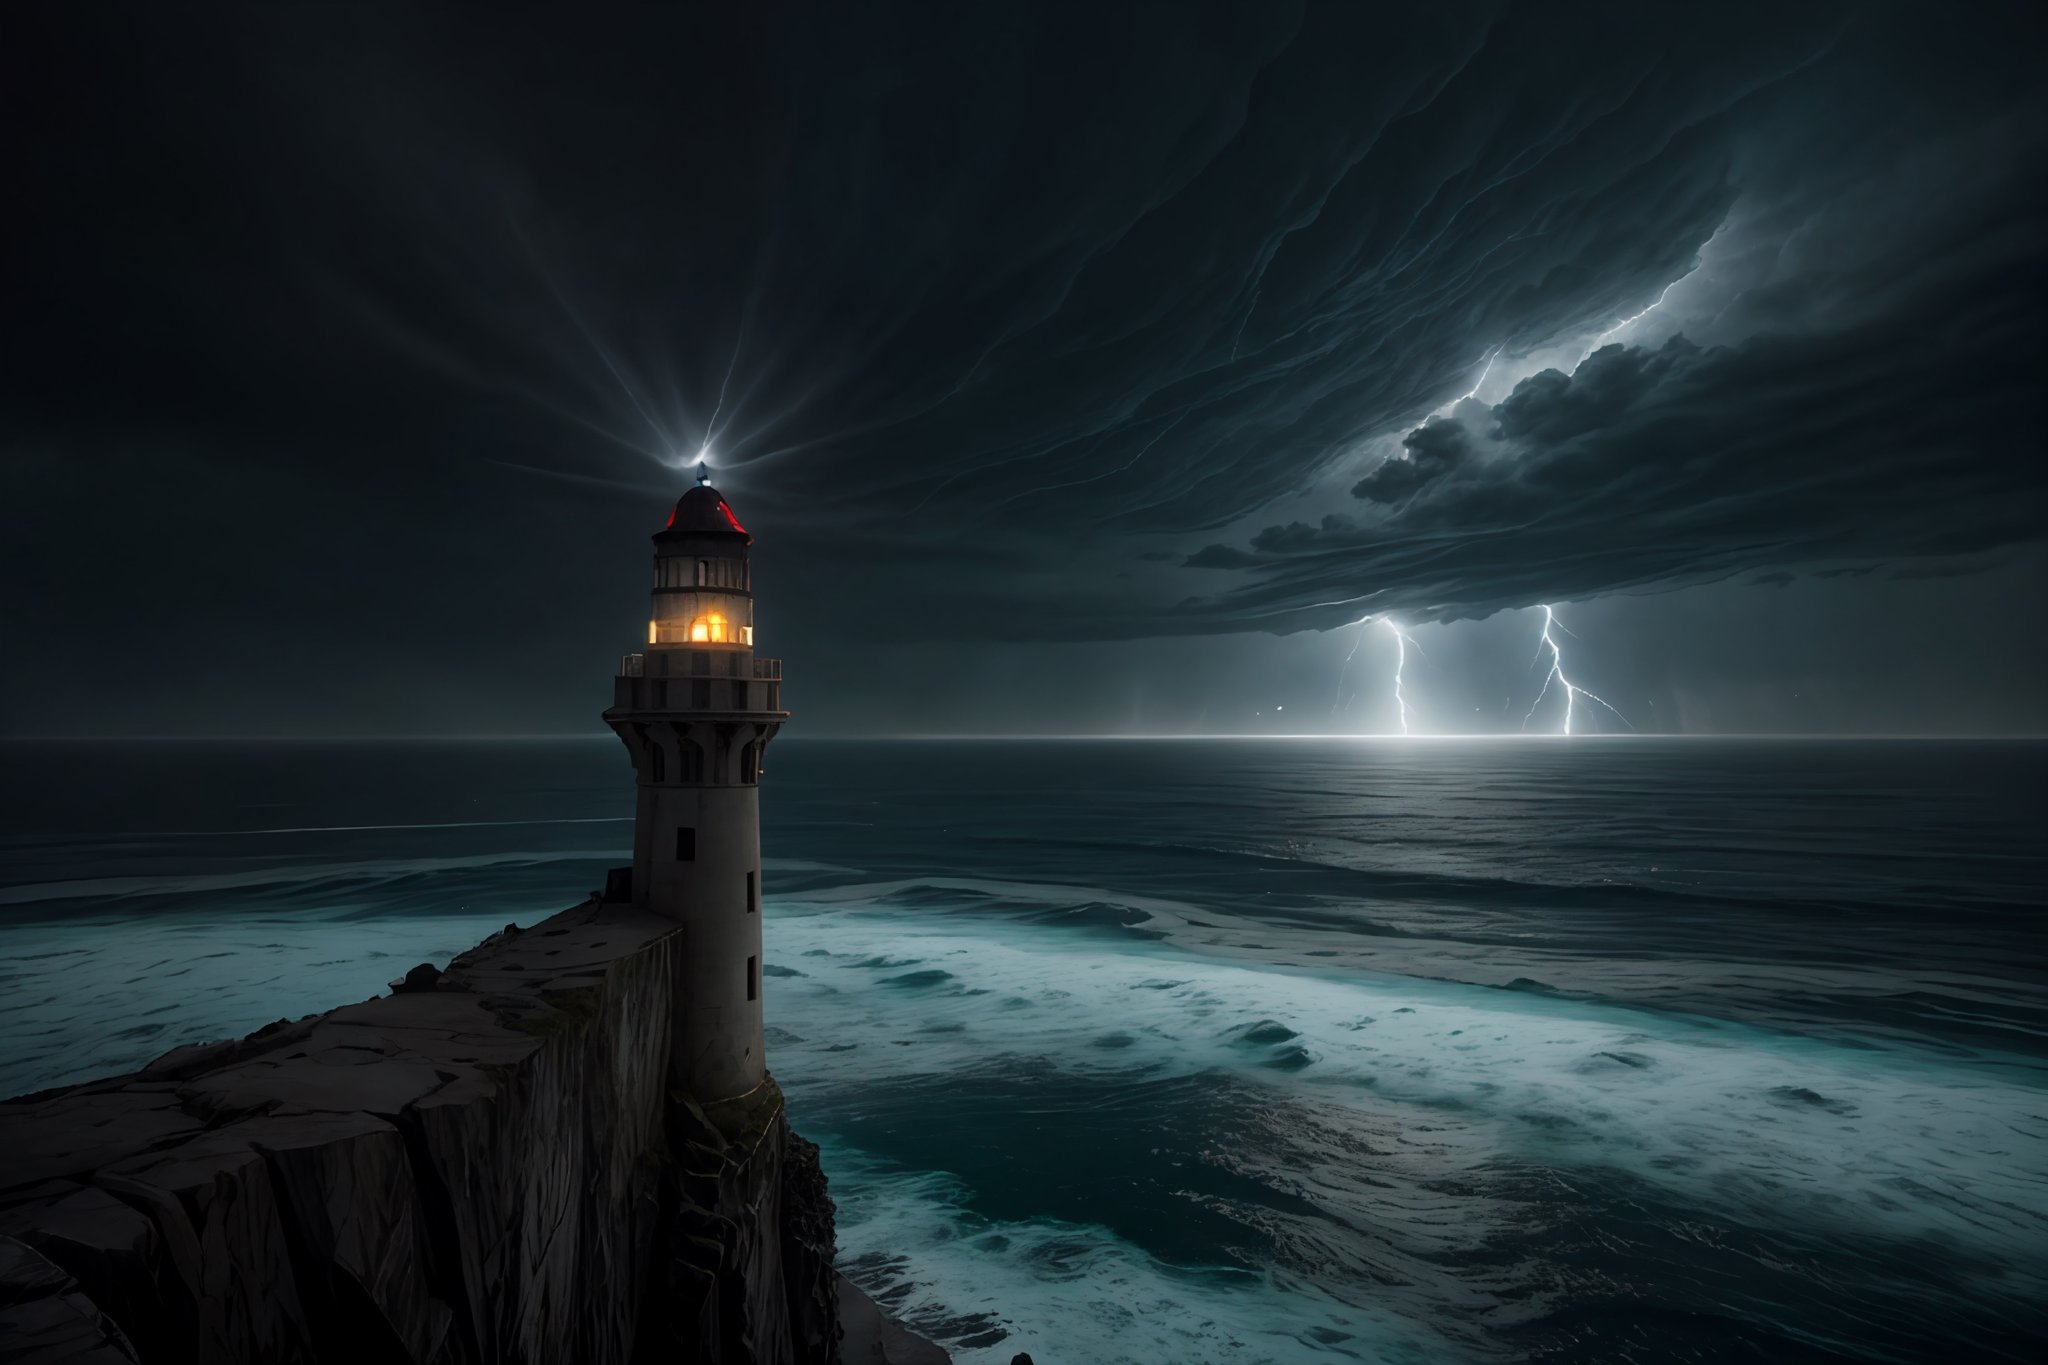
604, 466, 787, 1100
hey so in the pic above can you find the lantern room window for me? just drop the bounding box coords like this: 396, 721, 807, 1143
689, 611, 731, 643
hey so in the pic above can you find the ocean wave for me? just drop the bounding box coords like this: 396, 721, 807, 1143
951, 830, 2042, 920
768, 902, 2048, 1359
0, 850, 620, 908
773, 874, 2048, 1056
822, 1146, 1449, 1365
0, 908, 544, 1095
9, 816, 636, 839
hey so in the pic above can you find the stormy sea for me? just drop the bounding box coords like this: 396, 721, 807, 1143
1, 738, 2042, 1364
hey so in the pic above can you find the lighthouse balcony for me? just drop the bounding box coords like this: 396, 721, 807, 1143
612, 655, 785, 713
617, 652, 781, 680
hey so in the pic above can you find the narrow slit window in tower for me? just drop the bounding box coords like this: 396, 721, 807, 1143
746, 955, 758, 1002
746, 869, 757, 912
675, 826, 695, 861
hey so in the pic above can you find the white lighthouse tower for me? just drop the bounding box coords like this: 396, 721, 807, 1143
604, 466, 787, 1101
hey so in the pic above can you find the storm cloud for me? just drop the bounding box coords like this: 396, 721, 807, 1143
2, 0, 2042, 732
1176, 97, 2045, 634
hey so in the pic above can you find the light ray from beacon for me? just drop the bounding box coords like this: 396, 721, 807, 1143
698, 321, 750, 461
510, 218, 677, 456
1521, 605, 1633, 735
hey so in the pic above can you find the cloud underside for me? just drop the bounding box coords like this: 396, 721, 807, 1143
1169, 271, 2044, 636
744, 8, 2047, 642
6, 3, 2043, 649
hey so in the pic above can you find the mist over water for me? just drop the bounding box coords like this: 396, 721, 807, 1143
1, 739, 2042, 1362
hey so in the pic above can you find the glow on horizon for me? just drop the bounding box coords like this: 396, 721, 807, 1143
28, 731, 2041, 742
860, 731, 1838, 741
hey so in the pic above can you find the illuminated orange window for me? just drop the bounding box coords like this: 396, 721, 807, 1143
689, 612, 731, 643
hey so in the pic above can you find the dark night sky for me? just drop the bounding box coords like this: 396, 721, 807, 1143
4, 2, 2044, 736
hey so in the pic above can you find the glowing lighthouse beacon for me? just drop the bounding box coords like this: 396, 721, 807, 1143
604, 464, 787, 1100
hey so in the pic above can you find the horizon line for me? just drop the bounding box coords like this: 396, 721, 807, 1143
4, 731, 2046, 743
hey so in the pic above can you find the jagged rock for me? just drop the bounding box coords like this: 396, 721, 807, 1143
390, 963, 444, 994
781, 1130, 839, 1364
0, 1183, 172, 1361
0, 898, 878, 1364
0, 1234, 141, 1363
97, 1132, 314, 1362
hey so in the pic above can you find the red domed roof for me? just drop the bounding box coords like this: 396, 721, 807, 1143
661, 484, 750, 542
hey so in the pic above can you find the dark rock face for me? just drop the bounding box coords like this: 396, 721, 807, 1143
779, 1129, 841, 1364
0, 1236, 141, 1363
0, 899, 844, 1364
391, 963, 444, 994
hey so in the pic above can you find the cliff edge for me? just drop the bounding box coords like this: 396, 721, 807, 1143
0, 898, 945, 1364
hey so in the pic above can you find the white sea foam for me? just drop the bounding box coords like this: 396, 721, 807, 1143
766, 891, 2048, 1361
822, 1146, 1447, 1365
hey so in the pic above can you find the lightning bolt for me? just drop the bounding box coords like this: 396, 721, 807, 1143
1411, 274, 1689, 439
1333, 615, 1423, 734
1339, 274, 1693, 736
1332, 615, 1372, 716
1521, 605, 1633, 735
1590, 271, 1693, 350
1422, 345, 1506, 421
1382, 618, 1420, 735
1459, 345, 1503, 403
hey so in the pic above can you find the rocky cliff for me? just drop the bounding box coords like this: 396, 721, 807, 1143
0, 898, 926, 1364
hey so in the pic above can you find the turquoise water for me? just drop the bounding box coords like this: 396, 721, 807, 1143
2, 738, 2043, 1362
